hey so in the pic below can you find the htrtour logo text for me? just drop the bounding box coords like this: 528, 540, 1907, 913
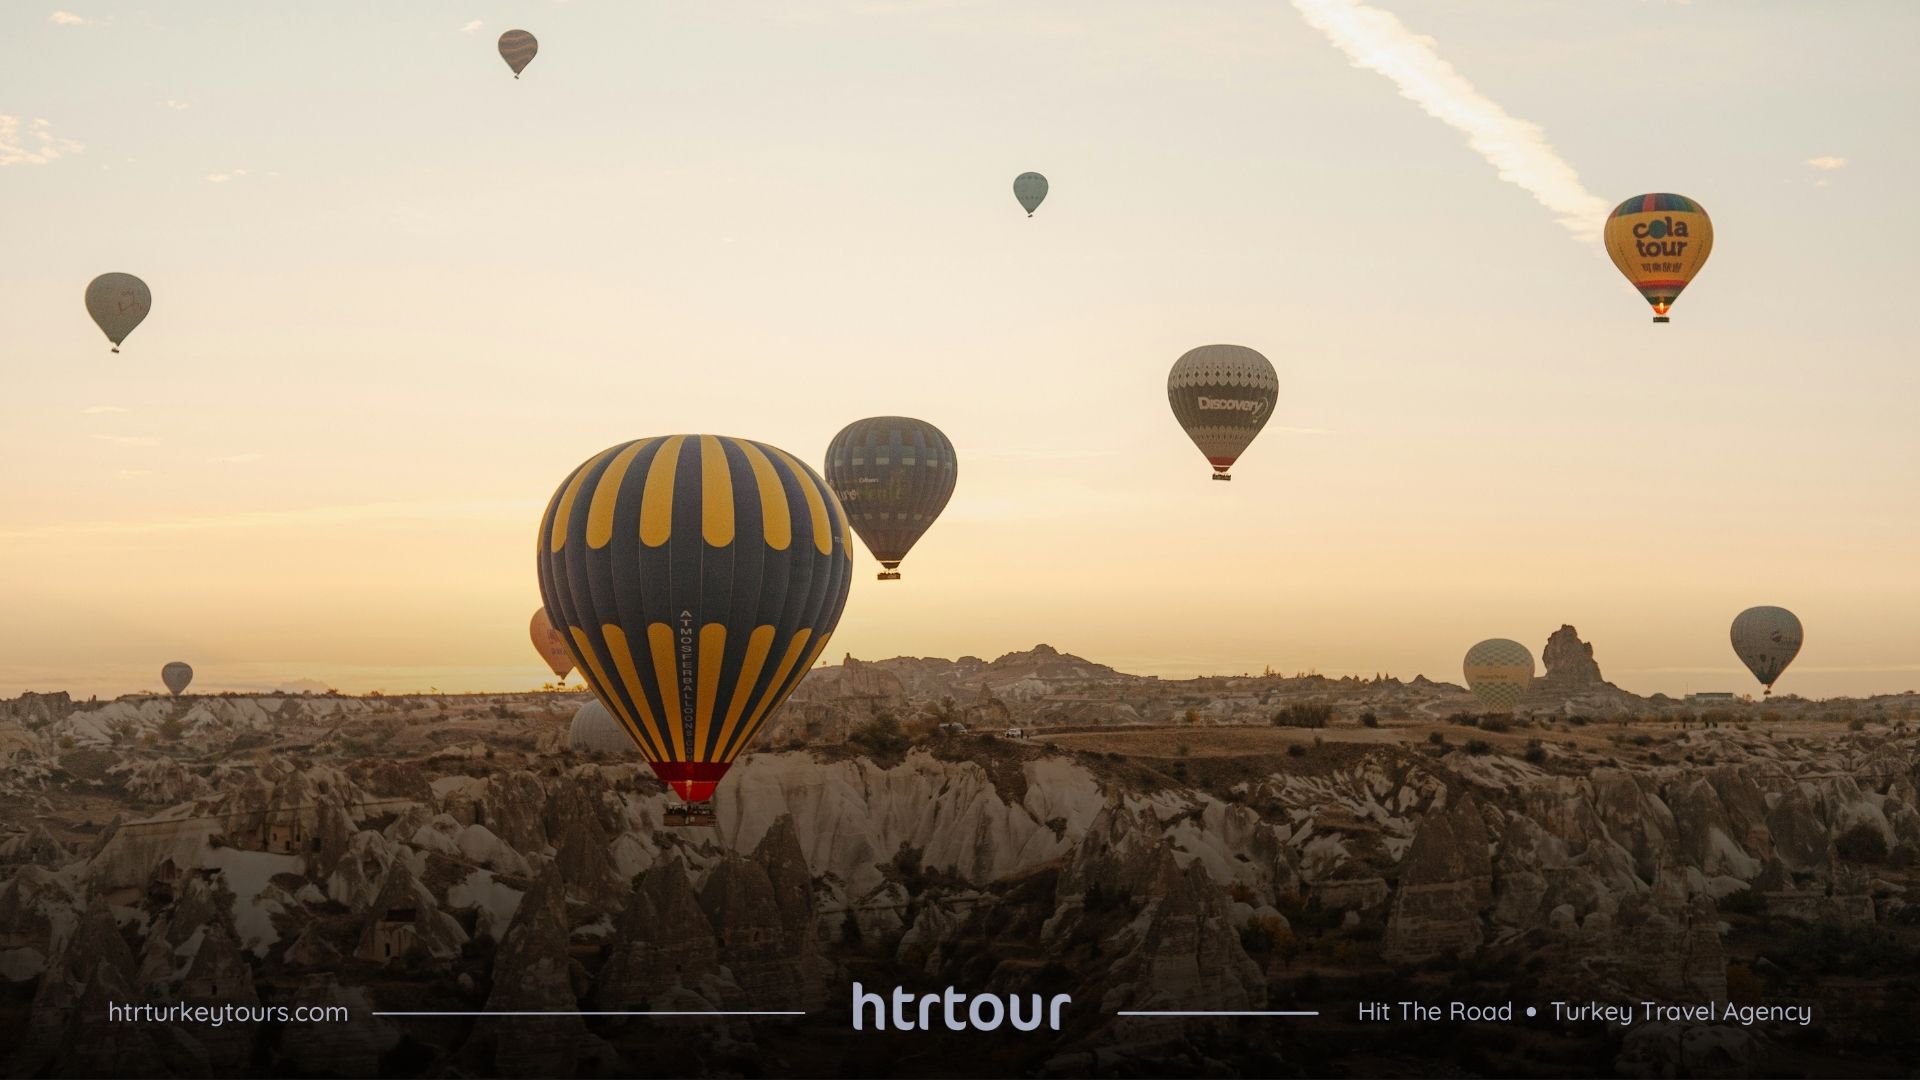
852, 982, 1071, 1032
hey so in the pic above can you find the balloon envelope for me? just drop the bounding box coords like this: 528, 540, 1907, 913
824, 417, 957, 580
85, 273, 151, 351
1604, 193, 1713, 322
537, 435, 853, 803
1013, 172, 1048, 216
1167, 344, 1278, 479
1463, 639, 1534, 712
529, 607, 575, 679
161, 661, 193, 697
499, 29, 538, 76
569, 699, 635, 755
1730, 606, 1802, 694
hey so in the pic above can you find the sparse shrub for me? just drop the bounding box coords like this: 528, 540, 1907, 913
1174, 743, 1191, 757
1848, 717, 1867, 732
1463, 739, 1492, 756
1286, 744, 1307, 758
849, 711, 911, 756
1523, 739, 1546, 764
1719, 888, 1767, 916
1272, 703, 1332, 729
1835, 824, 1889, 864
1427, 731, 1447, 745
1477, 715, 1511, 733
1360, 711, 1378, 728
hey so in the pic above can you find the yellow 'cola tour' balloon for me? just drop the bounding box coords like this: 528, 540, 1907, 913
1604, 193, 1712, 323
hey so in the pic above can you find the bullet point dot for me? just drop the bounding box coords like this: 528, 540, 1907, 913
1526, 1006, 1537, 1017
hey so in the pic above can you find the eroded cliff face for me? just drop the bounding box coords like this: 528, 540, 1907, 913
1, 692, 1916, 1075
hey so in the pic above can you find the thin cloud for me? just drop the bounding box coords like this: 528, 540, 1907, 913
0, 115, 83, 167
0, 498, 542, 541
460, 20, 484, 33
159, 100, 191, 111
81, 405, 128, 415
115, 469, 152, 479
205, 168, 250, 183
1291, 0, 1611, 241
48, 11, 92, 25
1805, 155, 1848, 171
91, 434, 158, 446
207, 453, 263, 464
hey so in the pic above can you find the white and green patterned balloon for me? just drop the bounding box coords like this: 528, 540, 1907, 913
1463, 638, 1534, 712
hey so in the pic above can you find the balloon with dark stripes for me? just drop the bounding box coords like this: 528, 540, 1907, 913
537, 435, 853, 804
823, 416, 957, 581
498, 30, 538, 77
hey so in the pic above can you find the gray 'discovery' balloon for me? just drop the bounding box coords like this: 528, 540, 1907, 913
85, 273, 151, 353
499, 29, 538, 77
1013, 172, 1048, 216
1167, 344, 1278, 481
1730, 606, 1802, 696
161, 661, 193, 697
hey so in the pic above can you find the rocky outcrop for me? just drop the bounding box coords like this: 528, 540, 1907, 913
1383, 794, 1493, 961
463, 866, 616, 1077
1539, 625, 1603, 689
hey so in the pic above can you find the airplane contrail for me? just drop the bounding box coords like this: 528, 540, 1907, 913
1291, 0, 1610, 241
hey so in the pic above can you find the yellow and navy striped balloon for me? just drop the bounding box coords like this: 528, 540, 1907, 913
537, 435, 854, 803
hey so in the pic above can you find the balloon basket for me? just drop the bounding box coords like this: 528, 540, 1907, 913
877, 571, 902, 581
1211, 473, 1232, 482
664, 804, 718, 828
1652, 316, 1670, 324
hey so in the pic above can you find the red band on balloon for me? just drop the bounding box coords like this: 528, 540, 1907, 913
648, 761, 732, 803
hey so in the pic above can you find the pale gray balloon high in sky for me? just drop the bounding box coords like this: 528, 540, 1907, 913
84, 273, 150, 353
1013, 172, 1048, 216
499, 29, 538, 78
1730, 606, 1803, 696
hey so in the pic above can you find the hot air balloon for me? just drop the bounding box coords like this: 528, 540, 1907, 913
1731, 606, 1802, 697
1604, 193, 1713, 323
1167, 344, 1278, 480
569, 699, 634, 755
499, 29, 538, 78
1463, 639, 1534, 713
823, 417, 957, 581
1013, 172, 1048, 216
161, 661, 193, 697
537, 435, 853, 826
85, 273, 151, 353
529, 607, 574, 681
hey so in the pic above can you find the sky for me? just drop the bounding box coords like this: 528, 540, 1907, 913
4, 1, 1918, 701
